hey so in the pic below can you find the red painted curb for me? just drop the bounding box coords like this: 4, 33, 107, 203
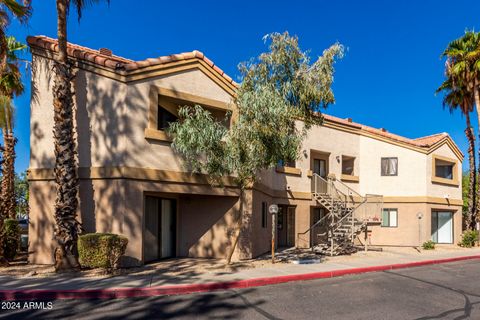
1, 254, 479, 301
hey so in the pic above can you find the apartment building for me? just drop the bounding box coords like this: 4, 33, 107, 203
27, 36, 463, 265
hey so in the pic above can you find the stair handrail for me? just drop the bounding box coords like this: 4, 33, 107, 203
317, 174, 373, 233
297, 213, 330, 237
309, 173, 383, 254
331, 177, 364, 208
296, 213, 330, 248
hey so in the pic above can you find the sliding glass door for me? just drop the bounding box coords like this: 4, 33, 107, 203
431, 211, 453, 244
144, 196, 177, 262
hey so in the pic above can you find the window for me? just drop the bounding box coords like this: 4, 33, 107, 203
381, 208, 398, 227
342, 156, 355, 175
381, 157, 398, 176
261, 202, 268, 228
313, 159, 327, 178
435, 159, 454, 180
278, 159, 296, 168
157, 104, 178, 131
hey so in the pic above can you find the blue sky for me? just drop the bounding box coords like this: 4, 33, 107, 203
9, 0, 480, 172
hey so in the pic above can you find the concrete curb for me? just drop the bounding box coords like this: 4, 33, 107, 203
1, 254, 479, 301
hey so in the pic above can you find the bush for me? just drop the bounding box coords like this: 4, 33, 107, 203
459, 230, 479, 248
422, 240, 435, 250
78, 233, 128, 271
2, 219, 20, 261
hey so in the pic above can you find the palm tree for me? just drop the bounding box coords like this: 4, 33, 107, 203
442, 31, 480, 230
0, 96, 16, 220
0, 35, 26, 264
437, 76, 476, 229
53, 0, 109, 270
0, 1, 31, 71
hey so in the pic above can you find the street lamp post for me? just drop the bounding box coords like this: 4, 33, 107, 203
269, 204, 279, 264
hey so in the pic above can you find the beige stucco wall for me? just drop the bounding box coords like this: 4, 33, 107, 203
250, 190, 274, 257
261, 122, 361, 194
29, 177, 127, 265
368, 202, 462, 246
178, 194, 240, 258
28, 180, 56, 264
122, 70, 233, 171
30, 56, 55, 169
29, 177, 248, 265
262, 123, 462, 205
30, 56, 129, 170
359, 135, 427, 196
31, 55, 233, 173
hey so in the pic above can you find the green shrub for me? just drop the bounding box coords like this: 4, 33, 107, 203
422, 240, 435, 250
2, 219, 20, 261
78, 233, 128, 271
459, 230, 479, 248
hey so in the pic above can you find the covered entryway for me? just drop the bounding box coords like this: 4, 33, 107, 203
144, 196, 177, 262
278, 205, 296, 247
431, 211, 453, 244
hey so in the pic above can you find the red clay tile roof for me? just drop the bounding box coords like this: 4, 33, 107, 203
323, 114, 450, 148
413, 133, 449, 147
27, 35, 238, 87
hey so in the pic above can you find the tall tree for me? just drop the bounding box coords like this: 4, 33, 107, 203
53, 0, 109, 270
0, 37, 26, 222
442, 31, 480, 230
437, 76, 476, 229
0, 96, 16, 220
0, 1, 31, 72
169, 32, 343, 263
0, 20, 31, 264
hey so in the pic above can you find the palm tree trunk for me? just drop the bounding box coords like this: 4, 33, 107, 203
1, 128, 17, 220
465, 113, 476, 230
0, 143, 7, 266
474, 84, 480, 232
52, 0, 81, 270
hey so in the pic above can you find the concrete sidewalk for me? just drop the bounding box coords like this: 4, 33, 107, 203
1, 247, 480, 293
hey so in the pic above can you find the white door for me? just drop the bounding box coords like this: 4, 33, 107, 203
432, 211, 453, 244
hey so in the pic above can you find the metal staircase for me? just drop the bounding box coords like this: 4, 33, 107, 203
303, 173, 383, 256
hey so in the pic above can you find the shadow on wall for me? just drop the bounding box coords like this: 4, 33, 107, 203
75, 69, 95, 233
179, 194, 244, 260
31, 58, 257, 264
73, 70, 147, 266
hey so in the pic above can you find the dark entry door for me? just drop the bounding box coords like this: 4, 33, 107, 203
277, 205, 296, 247
144, 196, 177, 262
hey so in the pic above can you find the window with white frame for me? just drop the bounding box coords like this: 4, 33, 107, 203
381, 208, 398, 227
381, 157, 398, 176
